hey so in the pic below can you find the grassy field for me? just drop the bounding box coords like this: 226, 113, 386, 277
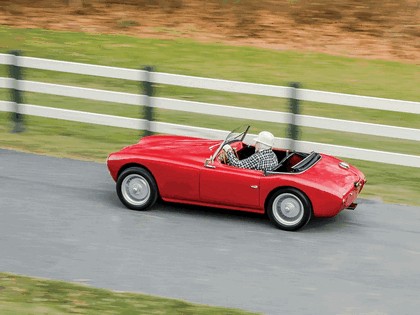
0, 26, 419, 205
0, 273, 257, 315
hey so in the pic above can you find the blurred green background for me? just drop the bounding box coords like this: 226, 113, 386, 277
1, 26, 419, 205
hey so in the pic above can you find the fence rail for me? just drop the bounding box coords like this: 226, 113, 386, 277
0, 53, 419, 167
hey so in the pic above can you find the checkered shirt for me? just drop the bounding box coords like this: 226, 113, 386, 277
226, 149, 278, 171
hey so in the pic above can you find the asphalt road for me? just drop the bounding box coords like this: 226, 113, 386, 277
1, 148, 420, 314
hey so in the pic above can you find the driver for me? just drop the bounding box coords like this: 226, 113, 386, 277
222, 131, 278, 171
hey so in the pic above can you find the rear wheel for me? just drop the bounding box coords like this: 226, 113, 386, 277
267, 188, 312, 231
116, 167, 158, 210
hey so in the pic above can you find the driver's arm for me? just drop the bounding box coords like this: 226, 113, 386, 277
223, 145, 259, 169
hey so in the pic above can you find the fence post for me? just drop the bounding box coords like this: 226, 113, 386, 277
9, 50, 24, 133
142, 66, 154, 137
287, 82, 300, 151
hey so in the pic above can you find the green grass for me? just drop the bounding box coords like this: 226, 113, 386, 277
0, 273, 257, 315
0, 26, 419, 205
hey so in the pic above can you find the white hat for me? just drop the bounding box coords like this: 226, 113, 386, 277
254, 131, 274, 148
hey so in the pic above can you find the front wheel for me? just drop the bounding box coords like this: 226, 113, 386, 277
116, 167, 158, 210
266, 188, 312, 231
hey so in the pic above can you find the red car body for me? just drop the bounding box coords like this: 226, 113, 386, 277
107, 131, 366, 225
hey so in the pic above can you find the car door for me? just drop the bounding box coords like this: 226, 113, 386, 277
199, 161, 262, 209
153, 161, 200, 202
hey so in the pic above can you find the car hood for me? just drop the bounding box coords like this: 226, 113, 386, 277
120, 134, 221, 164
139, 134, 218, 147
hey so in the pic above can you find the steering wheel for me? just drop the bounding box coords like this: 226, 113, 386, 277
218, 146, 239, 164
219, 150, 228, 164
232, 147, 239, 159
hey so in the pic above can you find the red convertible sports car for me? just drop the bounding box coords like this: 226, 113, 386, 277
107, 126, 366, 231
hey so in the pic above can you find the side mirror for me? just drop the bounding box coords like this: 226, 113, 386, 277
204, 158, 216, 169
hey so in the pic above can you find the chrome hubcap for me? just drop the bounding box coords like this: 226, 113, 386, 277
272, 193, 304, 226
121, 174, 151, 206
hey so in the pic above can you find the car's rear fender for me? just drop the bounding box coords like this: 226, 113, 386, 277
263, 186, 314, 216
260, 175, 344, 217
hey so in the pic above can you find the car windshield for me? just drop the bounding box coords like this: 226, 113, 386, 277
210, 125, 250, 162
225, 125, 250, 144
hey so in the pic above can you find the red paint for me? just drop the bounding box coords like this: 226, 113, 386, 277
107, 134, 366, 218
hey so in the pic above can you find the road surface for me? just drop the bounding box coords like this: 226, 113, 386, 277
1, 149, 419, 314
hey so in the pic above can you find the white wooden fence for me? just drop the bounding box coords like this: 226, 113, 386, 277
0, 53, 419, 167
